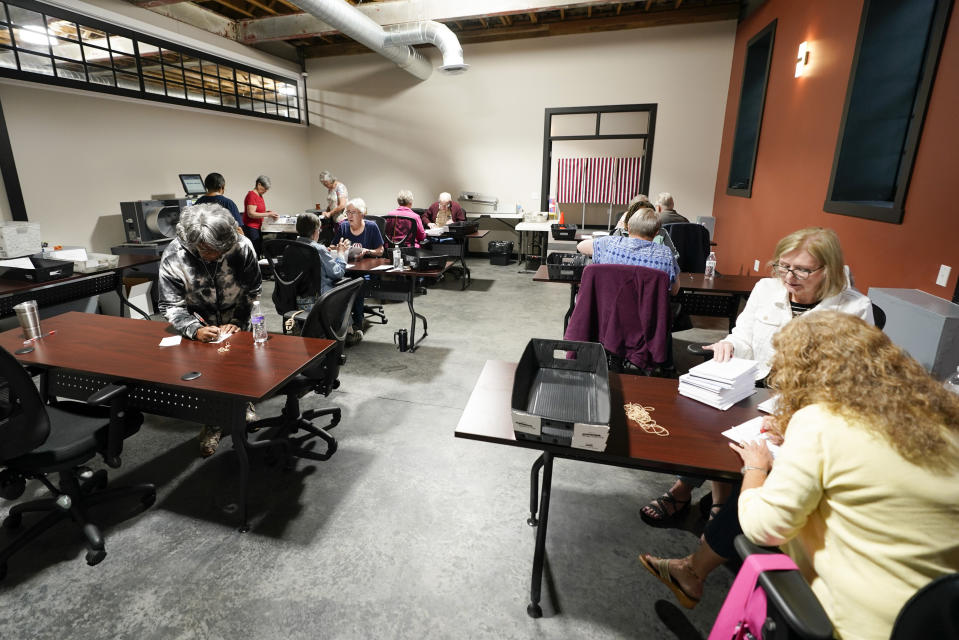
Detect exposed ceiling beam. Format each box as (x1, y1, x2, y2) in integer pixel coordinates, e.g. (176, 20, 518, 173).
(205, 0, 255, 18)
(134, 1, 237, 39)
(302, 3, 737, 57)
(237, 0, 653, 44)
(130, 0, 190, 6)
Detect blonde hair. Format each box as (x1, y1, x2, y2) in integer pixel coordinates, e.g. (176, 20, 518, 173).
(622, 198, 653, 229)
(769, 227, 846, 300)
(767, 311, 959, 470)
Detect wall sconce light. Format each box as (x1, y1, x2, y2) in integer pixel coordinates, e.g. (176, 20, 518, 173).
(795, 41, 810, 77)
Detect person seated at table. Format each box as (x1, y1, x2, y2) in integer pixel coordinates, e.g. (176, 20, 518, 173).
(638, 227, 873, 528)
(655, 192, 689, 225)
(422, 192, 466, 229)
(194, 172, 243, 234)
(614, 194, 652, 231)
(242, 174, 279, 256)
(577, 208, 680, 295)
(333, 198, 385, 259)
(292, 212, 349, 311)
(387, 189, 427, 248)
(641, 311, 959, 633)
(158, 202, 262, 457)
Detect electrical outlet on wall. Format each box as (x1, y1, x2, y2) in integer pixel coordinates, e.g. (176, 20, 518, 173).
(936, 265, 951, 287)
(754, 259, 760, 272)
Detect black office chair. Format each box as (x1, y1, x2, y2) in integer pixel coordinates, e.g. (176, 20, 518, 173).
(663, 223, 711, 273)
(871, 302, 886, 330)
(263, 238, 333, 335)
(0, 346, 155, 580)
(247, 277, 363, 465)
(730, 536, 959, 639)
(351, 217, 388, 327)
(383, 214, 416, 250)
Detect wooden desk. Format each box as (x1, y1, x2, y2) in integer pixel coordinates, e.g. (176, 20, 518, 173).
(456, 360, 767, 617)
(533, 265, 761, 332)
(347, 257, 455, 352)
(0, 254, 159, 319)
(0, 312, 335, 532)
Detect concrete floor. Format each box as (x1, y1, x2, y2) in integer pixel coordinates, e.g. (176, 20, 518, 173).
(0, 258, 735, 640)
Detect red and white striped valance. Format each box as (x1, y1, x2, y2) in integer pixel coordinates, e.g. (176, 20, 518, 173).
(556, 156, 643, 205)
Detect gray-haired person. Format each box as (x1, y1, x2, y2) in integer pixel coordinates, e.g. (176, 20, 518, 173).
(242, 175, 278, 256)
(318, 170, 349, 245)
(158, 202, 263, 457)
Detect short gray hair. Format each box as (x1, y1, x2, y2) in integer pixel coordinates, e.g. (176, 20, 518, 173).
(656, 192, 674, 209)
(296, 212, 320, 237)
(438, 192, 452, 203)
(628, 208, 661, 238)
(346, 197, 367, 215)
(255, 175, 271, 190)
(318, 170, 335, 183)
(397, 189, 414, 206)
(176, 203, 239, 254)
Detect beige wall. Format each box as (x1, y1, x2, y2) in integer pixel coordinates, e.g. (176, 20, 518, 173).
(304, 20, 736, 221)
(0, 81, 311, 251)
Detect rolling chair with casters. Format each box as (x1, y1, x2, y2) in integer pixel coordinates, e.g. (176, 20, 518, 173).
(0, 346, 155, 580)
(246, 277, 362, 466)
(356, 216, 388, 326)
(382, 214, 417, 250)
(262, 238, 316, 335)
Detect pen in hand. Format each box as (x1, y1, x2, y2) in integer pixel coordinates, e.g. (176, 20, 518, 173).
(193, 312, 220, 341)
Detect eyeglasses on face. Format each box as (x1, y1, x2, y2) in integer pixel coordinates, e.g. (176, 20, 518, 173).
(773, 262, 823, 280)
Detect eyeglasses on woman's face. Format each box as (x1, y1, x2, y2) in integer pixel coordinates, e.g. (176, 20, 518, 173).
(773, 262, 823, 280)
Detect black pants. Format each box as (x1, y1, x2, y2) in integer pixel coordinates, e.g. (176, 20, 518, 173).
(703, 482, 742, 559)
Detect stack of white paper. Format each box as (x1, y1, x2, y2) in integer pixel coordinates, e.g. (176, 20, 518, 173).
(678, 357, 758, 410)
(721, 416, 780, 458)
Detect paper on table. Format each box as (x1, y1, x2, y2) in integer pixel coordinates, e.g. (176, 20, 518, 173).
(159, 336, 181, 347)
(722, 416, 780, 458)
(211, 332, 231, 344)
(0, 257, 35, 269)
(371, 264, 393, 271)
(50, 248, 88, 262)
(688, 357, 759, 383)
(758, 395, 779, 414)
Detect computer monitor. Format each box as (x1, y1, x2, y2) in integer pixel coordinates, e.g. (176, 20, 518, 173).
(179, 173, 206, 196)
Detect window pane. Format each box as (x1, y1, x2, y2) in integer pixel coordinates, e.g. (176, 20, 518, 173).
(250, 73, 262, 87)
(54, 58, 84, 80)
(17, 51, 53, 75)
(112, 51, 136, 71)
(0, 47, 17, 69)
(183, 68, 201, 87)
(204, 91, 220, 105)
(109, 34, 134, 55)
(262, 77, 274, 91)
(218, 65, 233, 80)
(219, 78, 234, 95)
(163, 65, 183, 84)
(264, 102, 277, 115)
(160, 48, 180, 65)
(87, 64, 115, 86)
(47, 19, 78, 41)
(264, 90, 276, 103)
(8, 6, 44, 28)
(13, 27, 52, 54)
(144, 76, 164, 95)
(238, 97, 251, 110)
(221, 92, 236, 108)
(235, 69, 249, 83)
(165, 81, 184, 99)
(80, 25, 107, 44)
(116, 70, 139, 91)
(288, 108, 298, 121)
(187, 84, 203, 102)
(50, 37, 81, 60)
(201, 59, 216, 75)
(550, 113, 595, 136)
(83, 44, 111, 65)
(252, 100, 264, 113)
(237, 83, 250, 98)
(141, 63, 162, 82)
(138, 41, 159, 58)
(599, 111, 649, 135)
(0, 26, 10, 47)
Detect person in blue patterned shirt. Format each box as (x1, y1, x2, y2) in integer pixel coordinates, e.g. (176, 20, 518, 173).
(577, 208, 680, 294)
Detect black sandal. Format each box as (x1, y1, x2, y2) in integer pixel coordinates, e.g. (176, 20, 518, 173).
(707, 503, 724, 522)
(640, 489, 691, 526)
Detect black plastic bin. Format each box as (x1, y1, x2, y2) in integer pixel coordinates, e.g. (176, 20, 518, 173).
(488, 240, 514, 266)
(551, 223, 578, 240)
(545, 252, 588, 281)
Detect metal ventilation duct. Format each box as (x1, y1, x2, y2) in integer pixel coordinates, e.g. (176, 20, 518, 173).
(288, 0, 467, 80)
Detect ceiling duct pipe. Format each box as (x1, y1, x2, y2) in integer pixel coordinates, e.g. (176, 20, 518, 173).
(287, 0, 468, 80)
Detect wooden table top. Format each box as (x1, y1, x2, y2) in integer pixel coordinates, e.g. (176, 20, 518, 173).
(0, 312, 335, 402)
(455, 360, 768, 480)
(0, 254, 160, 296)
(347, 257, 455, 277)
(532, 264, 761, 294)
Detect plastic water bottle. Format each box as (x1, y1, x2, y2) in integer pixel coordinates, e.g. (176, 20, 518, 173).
(251, 300, 267, 343)
(548, 196, 557, 214)
(945, 366, 959, 396)
(393, 247, 402, 269)
(705, 251, 717, 279)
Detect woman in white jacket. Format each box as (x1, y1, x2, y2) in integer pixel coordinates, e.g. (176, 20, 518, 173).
(640, 227, 873, 530)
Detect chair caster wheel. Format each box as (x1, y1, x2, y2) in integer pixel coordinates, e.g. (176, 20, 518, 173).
(527, 517, 538, 527)
(85, 548, 106, 566)
(141, 491, 157, 508)
(3, 513, 22, 530)
(527, 603, 542, 618)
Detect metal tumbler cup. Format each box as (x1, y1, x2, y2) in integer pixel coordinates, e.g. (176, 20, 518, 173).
(393, 328, 409, 352)
(13, 300, 41, 340)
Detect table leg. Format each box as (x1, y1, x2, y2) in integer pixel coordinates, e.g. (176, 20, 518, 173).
(528, 451, 554, 618)
(406, 278, 428, 353)
(527, 453, 546, 526)
(562, 284, 579, 334)
(114, 268, 151, 319)
(228, 401, 252, 532)
(458, 240, 471, 290)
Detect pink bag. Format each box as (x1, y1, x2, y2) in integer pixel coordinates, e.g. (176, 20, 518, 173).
(708, 553, 800, 640)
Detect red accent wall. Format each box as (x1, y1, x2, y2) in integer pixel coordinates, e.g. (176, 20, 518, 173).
(712, 0, 959, 297)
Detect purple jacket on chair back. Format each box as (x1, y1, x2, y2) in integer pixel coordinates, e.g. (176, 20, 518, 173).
(563, 264, 670, 369)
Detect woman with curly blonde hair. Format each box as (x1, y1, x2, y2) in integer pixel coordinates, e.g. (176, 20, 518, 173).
(732, 311, 959, 639)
